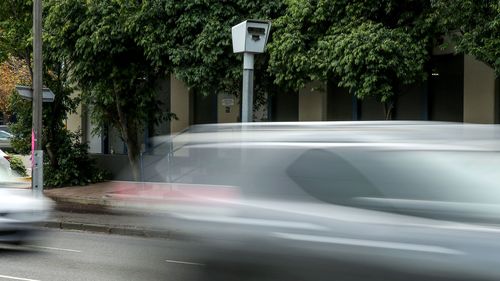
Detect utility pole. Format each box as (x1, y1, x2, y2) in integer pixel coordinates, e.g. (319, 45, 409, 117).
(32, 0, 43, 196)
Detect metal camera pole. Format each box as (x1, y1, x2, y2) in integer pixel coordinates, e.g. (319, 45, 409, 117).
(32, 0, 44, 196)
(231, 20, 271, 123)
(241, 53, 254, 122)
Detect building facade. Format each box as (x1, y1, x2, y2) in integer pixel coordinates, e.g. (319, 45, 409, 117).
(65, 54, 499, 180)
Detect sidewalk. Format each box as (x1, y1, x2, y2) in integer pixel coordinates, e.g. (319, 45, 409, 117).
(41, 181, 184, 239)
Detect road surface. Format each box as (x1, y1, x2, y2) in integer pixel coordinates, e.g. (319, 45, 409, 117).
(0, 229, 204, 281)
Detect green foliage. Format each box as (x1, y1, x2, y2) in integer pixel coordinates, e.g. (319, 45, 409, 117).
(45, 0, 179, 178)
(9, 155, 27, 177)
(268, 0, 440, 104)
(4, 0, 108, 187)
(8, 93, 31, 155)
(0, 0, 32, 63)
(8, 93, 109, 187)
(45, 0, 163, 130)
(132, 0, 286, 98)
(44, 0, 281, 178)
(44, 131, 108, 187)
(434, 0, 500, 75)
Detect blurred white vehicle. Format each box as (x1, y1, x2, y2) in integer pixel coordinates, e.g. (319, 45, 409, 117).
(134, 122, 500, 281)
(0, 159, 52, 245)
(0, 149, 12, 174)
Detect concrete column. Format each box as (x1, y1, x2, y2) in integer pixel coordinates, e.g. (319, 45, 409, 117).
(463, 55, 497, 124)
(299, 81, 327, 121)
(170, 74, 190, 133)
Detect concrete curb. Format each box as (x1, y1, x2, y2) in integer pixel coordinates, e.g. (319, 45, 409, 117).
(45, 194, 119, 214)
(35, 220, 183, 240)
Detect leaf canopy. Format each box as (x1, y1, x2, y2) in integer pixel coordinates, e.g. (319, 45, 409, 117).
(268, 0, 441, 101)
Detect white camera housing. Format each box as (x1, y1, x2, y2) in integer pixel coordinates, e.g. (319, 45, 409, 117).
(231, 20, 271, 54)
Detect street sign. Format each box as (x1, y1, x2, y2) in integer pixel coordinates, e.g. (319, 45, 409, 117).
(15, 85, 55, 102)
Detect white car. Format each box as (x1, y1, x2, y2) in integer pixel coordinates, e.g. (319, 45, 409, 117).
(152, 122, 500, 281)
(0, 188, 53, 245)
(0, 160, 53, 245)
(0, 149, 12, 175)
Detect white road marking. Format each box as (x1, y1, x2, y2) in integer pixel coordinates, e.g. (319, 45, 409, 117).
(0, 274, 40, 281)
(273, 232, 464, 255)
(27, 245, 82, 253)
(165, 259, 204, 266)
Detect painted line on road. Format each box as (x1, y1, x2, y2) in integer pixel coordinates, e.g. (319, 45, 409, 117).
(0, 274, 40, 281)
(165, 259, 204, 266)
(27, 245, 82, 253)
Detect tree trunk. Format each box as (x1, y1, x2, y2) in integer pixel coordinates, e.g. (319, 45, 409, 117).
(45, 141, 57, 168)
(125, 125, 141, 181)
(114, 89, 141, 181)
(383, 100, 395, 120)
(25, 48, 33, 82)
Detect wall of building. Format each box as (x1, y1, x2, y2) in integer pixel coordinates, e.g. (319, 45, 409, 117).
(87, 110, 102, 154)
(327, 80, 352, 121)
(463, 55, 497, 124)
(170, 74, 191, 133)
(270, 91, 299, 121)
(217, 94, 239, 123)
(65, 90, 82, 133)
(298, 81, 327, 121)
(192, 92, 218, 124)
(154, 78, 171, 136)
(429, 54, 464, 122)
(396, 84, 425, 120)
(360, 97, 386, 120)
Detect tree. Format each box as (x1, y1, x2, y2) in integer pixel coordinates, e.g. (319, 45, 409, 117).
(124, 0, 286, 115)
(1, 0, 106, 187)
(434, 1, 500, 75)
(0, 0, 32, 127)
(0, 0, 33, 76)
(44, 0, 283, 179)
(0, 56, 31, 121)
(45, 0, 174, 180)
(117, 0, 285, 116)
(268, 0, 442, 119)
(144, 1, 285, 99)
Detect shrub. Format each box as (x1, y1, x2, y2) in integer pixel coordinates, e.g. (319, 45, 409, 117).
(43, 131, 109, 188)
(9, 155, 27, 177)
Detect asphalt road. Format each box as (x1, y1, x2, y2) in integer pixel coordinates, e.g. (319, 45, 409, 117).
(0, 229, 204, 281)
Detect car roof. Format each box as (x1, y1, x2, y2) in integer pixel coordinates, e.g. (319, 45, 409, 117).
(161, 121, 500, 150)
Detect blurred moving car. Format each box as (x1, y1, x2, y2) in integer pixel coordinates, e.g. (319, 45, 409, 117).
(0, 162, 52, 245)
(0, 149, 12, 174)
(132, 122, 500, 281)
(0, 130, 12, 150)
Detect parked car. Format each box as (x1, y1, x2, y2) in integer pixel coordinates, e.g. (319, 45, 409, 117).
(0, 125, 10, 133)
(0, 162, 53, 245)
(142, 122, 500, 281)
(0, 130, 13, 150)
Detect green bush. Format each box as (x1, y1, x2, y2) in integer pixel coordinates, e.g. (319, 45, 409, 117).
(9, 155, 27, 177)
(43, 131, 109, 188)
